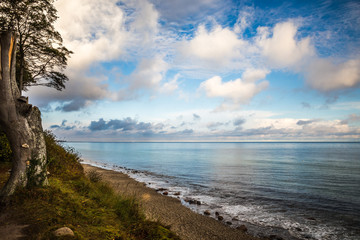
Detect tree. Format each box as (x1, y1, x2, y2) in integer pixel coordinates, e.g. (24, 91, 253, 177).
(0, 0, 71, 196)
(0, 31, 48, 196)
(0, 0, 72, 92)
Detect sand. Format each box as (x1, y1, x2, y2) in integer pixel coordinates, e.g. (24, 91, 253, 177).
(82, 164, 262, 240)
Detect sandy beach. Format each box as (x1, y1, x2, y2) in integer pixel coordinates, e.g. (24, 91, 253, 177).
(82, 164, 262, 240)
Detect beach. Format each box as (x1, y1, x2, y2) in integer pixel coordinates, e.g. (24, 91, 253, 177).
(82, 164, 261, 240)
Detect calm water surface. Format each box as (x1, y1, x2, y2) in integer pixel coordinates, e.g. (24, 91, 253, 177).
(65, 142, 360, 240)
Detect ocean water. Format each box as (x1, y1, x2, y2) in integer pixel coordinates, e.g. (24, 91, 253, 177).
(64, 142, 360, 240)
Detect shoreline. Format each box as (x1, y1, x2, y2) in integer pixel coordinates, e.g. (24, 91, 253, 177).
(82, 163, 262, 240)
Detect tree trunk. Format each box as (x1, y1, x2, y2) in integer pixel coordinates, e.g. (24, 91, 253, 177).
(0, 31, 47, 197)
(18, 48, 24, 94)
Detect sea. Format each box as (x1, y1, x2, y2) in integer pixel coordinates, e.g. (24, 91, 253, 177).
(64, 142, 360, 240)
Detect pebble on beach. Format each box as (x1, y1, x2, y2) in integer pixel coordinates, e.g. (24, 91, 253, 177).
(204, 210, 211, 215)
(217, 216, 224, 221)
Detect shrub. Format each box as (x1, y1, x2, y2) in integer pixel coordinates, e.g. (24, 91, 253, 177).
(87, 169, 102, 183)
(44, 130, 84, 180)
(26, 155, 48, 188)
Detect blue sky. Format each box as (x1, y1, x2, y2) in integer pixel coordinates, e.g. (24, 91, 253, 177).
(28, 0, 360, 141)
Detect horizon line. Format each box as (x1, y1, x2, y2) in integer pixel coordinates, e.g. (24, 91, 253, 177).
(61, 140, 360, 143)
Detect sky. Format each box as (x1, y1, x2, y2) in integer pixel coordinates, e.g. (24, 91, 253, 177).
(28, 0, 360, 142)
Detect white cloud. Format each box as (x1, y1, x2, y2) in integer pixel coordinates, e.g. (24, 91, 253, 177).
(29, 69, 110, 111)
(49, 113, 360, 141)
(234, 7, 254, 34)
(127, 0, 159, 44)
(55, 0, 129, 70)
(199, 69, 269, 109)
(29, 0, 167, 109)
(257, 21, 314, 68)
(117, 56, 168, 99)
(180, 24, 247, 67)
(305, 58, 360, 92)
(160, 74, 180, 94)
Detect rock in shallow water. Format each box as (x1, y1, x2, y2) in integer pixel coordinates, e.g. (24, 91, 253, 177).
(184, 198, 200, 205)
(204, 210, 211, 215)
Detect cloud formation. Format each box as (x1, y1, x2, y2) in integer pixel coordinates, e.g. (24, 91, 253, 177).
(340, 113, 360, 125)
(54, 0, 129, 70)
(193, 114, 201, 120)
(29, 0, 166, 111)
(128, 56, 168, 91)
(305, 59, 360, 92)
(257, 21, 314, 68)
(233, 118, 246, 126)
(159, 74, 180, 94)
(50, 120, 75, 130)
(25, 0, 360, 142)
(199, 69, 269, 109)
(89, 118, 153, 132)
(48, 115, 360, 142)
(180, 25, 246, 67)
(29, 70, 109, 111)
(128, 0, 159, 44)
(296, 119, 319, 126)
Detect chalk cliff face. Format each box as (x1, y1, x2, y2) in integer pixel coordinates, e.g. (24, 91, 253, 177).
(0, 31, 47, 196)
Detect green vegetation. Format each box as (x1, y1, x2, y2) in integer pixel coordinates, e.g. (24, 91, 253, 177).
(0, 133, 12, 187)
(0, 132, 12, 163)
(0, 131, 179, 240)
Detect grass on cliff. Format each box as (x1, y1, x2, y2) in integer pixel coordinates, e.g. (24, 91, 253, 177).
(0, 131, 179, 240)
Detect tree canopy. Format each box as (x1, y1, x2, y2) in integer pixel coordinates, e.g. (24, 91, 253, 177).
(0, 0, 72, 92)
